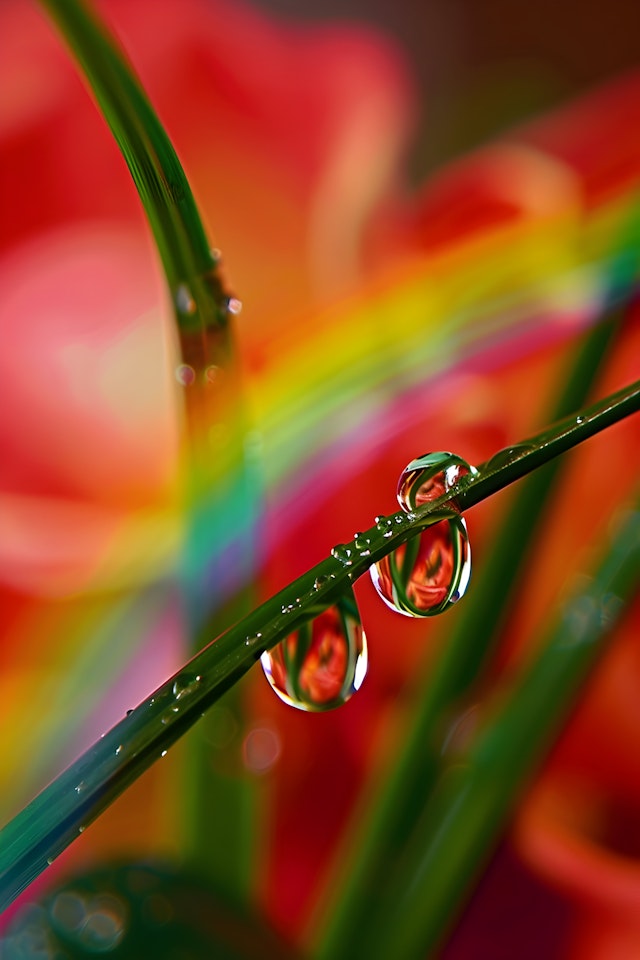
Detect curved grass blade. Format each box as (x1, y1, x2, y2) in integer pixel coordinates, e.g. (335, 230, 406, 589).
(313, 312, 626, 958)
(39, 0, 233, 339)
(0, 379, 638, 911)
(365, 500, 640, 960)
(38, 0, 258, 900)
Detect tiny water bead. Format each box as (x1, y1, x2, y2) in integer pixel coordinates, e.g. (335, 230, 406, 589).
(260, 587, 367, 712)
(175, 363, 196, 386)
(371, 452, 475, 618)
(226, 296, 243, 316)
(485, 442, 535, 471)
(174, 283, 196, 316)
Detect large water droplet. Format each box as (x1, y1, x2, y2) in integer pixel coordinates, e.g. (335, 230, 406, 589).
(371, 516, 471, 617)
(371, 452, 475, 617)
(261, 588, 367, 711)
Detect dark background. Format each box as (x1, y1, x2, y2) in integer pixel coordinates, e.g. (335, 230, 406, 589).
(257, 0, 640, 178)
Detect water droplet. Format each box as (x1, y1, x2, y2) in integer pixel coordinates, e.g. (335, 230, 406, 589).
(281, 601, 299, 615)
(397, 451, 477, 512)
(331, 543, 354, 566)
(161, 750, 168, 758)
(245, 632, 262, 647)
(115, 745, 122, 755)
(78, 825, 85, 833)
(47, 857, 54, 866)
(172, 675, 201, 701)
(375, 515, 394, 537)
(175, 363, 196, 386)
(210, 247, 222, 263)
(126, 709, 133, 716)
(74, 781, 85, 794)
(261, 587, 367, 711)
(226, 296, 243, 316)
(175, 283, 196, 316)
(576, 415, 585, 425)
(486, 443, 534, 471)
(354, 533, 372, 557)
(371, 452, 475, 617)
(313, 575, 330, 590)
(371, 516, 471, 617)
(205, 364, 220, 383)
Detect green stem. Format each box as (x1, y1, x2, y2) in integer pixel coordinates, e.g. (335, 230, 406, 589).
(0, 378, 638, 910)
(367, 502, 640, 960)
(314, 314, 624, 958)
(39, 0, 256, 900)
(39, 0, 233, 341)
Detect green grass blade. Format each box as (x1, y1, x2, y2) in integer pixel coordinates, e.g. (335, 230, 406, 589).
(366, 502, 640, 960)
(39, 0, 232, 338)
(0, 379, 638, 911)
(313, 313, 625, 957)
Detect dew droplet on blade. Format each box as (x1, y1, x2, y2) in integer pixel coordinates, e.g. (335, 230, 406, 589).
(371, 452, 475, 617)
(261, 588, 367, 711)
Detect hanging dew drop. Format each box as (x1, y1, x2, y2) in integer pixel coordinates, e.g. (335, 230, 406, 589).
(371, 452, 475, 617)
(175, 283, 196, 316)
(261, 586, 367, 712)
(371, 517, 471, 617)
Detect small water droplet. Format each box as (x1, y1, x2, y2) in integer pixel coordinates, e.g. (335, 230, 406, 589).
(375, 515, 395, 538)
(245, 632, 262, 647)
(331, 543, 354, 566)
(313, 575, 330, 590)
(74, 781, 85, 794)
(175, 283, 196, 316)
(175, 363, 196, 386)
(354, 533, 372, 557)
(115, 745, 122, 755)
(161, 750, 168, 758)
(281, 601, 299, 615)
(210, 247, 222, 263)
(78, 825, 85, 833)
(205, 364, 220, 383)
(47, 857, 54, 866)
(226, 296, 243, 316)
(576, 415, 585, 425)
(261, 587, 367, 712)
(397, 451, 477, 512)
(172, 675, 201, 701)
(486, 443, 534, 471)
(126, 709, 133, 716)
